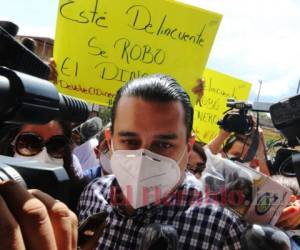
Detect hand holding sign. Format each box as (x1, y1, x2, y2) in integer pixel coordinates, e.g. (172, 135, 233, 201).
(192, 78, 205, 105)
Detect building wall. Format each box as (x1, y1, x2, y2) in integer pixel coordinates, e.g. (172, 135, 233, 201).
(17, 35, 53, 62)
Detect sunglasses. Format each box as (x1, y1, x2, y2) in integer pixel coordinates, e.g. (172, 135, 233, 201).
(12, 132, 70, 159)
(187, 163, 206, 175)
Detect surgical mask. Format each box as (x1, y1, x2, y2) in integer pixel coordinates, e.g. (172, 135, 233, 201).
(14, 148, 64, 166)
(100, 152, 112, 174)
(111, 147, 185, 209)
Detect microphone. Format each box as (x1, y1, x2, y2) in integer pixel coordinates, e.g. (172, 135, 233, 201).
(241, 224, 291, 250)
(138, 223, 178, 250)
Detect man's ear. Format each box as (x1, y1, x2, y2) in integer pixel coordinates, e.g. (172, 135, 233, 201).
(187, 134, 196, 153)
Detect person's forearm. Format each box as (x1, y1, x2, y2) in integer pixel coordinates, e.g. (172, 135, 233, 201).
(257, 132, 270, 175)
(208, 129, 231, 155)
(258, 160, 270, 176)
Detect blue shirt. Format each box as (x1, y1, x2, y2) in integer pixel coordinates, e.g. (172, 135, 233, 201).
(83, 165, 102, 180)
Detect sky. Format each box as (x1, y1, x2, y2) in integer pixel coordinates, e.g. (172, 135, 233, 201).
(1, 0, 300, 103)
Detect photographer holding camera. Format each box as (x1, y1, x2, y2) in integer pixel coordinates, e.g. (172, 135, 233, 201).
(0, 68, 88, 249)
(0, 19, 90, 247)
(192, 79, 300, 232)
(208, 125, 270, 176)
(191, 79, 270, 175)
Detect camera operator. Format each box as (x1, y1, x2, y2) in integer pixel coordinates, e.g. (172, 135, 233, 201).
(207, 115, 270, 176)
(0, 120, 84, 181)
(0, 20, 90, 248)
(0, 120, 89, 212)
(191, 79, 270, 175)
(192, 79, 300, 234)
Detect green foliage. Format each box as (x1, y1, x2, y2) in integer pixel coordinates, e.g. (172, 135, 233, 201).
(98, 105, 112, 126)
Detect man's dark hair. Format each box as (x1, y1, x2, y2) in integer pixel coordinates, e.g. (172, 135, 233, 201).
(111, 74, 194, 140)
(193, 141, 207, 164)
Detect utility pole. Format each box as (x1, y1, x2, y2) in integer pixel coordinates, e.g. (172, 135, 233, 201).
(256, 80, 263, 101)
(297, 79, 300, 94)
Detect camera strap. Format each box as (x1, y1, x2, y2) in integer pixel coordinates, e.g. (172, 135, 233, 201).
(239, 128, 259, 163)
(236, 115, 260, 163)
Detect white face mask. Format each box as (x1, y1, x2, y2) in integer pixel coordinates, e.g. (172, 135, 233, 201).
(100, 152, 112, 174)
(14, 148, 64, 166)
(111, 147, 185, 209)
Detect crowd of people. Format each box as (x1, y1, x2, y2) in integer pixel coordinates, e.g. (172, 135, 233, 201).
(1, 21, 300, 250)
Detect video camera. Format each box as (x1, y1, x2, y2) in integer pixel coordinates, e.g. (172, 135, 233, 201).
(268, 94, 300, 179)
(217, 95, 300, 180)
(0, 19, 89, 210)
(217, 98, 254, 135)
(269, 94, 300, 147)
(0, 67, 89, 208)
(0, 21, 50, 79)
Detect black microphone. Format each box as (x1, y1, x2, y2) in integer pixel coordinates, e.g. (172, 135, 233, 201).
(138, 223, 178, 250)
(241, 224, 291, 250)
(0, 66, 89, 124)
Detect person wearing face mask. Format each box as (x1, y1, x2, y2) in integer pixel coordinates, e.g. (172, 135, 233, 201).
(0, 120, 84, 178)
(0, 120, 87, 211)
(97, 131, 112, 176)
(206, 125, 270, 176)
(83, 124, 113, 180)
(72, 116, 102, 171)
(78, 74, 246, 249)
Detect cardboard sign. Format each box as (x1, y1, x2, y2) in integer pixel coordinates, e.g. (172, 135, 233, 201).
(203, 148, 291, 225)
(193, 68, 252, 143)
(225, 163, 291, 225)
(242, 174, 291, 225)
(54, 0, 222, 106)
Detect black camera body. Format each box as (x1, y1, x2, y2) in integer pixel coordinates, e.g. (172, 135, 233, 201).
(0, 155, 71, 204)
(270, 94, 300, 147)
(217, 96, 300, 178)
(0, 26, 50, 80)
(0, 67, 89, 209)
(267, 94, 300, 179)
(217, 99, 254, 134)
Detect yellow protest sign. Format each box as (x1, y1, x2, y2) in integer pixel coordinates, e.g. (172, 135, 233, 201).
(54, 0, 222, 106)
(193, 68, 252, 143)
